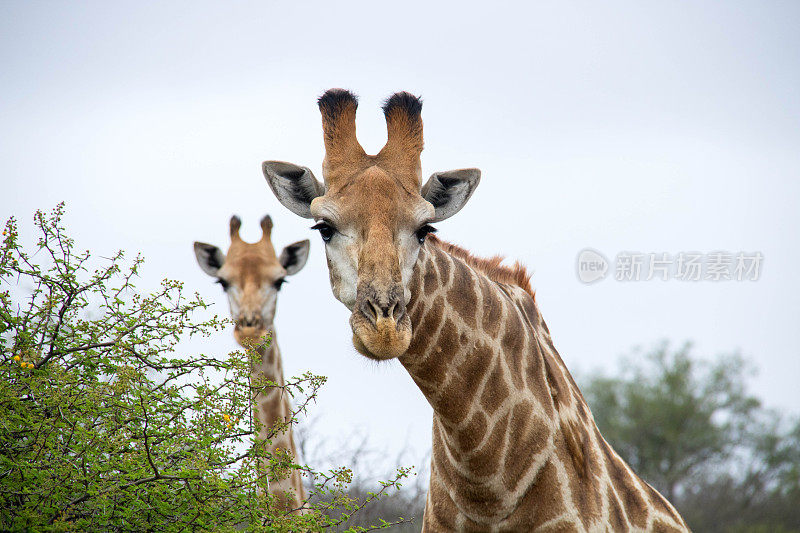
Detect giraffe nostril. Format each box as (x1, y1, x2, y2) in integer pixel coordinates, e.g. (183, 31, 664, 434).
(361, 299, 379, 326)
(391, 302, 404, 322)
(360, 295, 406, 326)
(238, 315, 263, 329)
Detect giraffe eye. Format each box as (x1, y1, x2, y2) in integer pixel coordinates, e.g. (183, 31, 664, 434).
(274, 278, 287, 290)
(311, 222, 335, 243)
(215, 278, 229, 291)
(415, 224, 437, 244)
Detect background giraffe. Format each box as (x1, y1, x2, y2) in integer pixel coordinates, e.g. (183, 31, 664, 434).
(194, 214, 309, 514)
(262, 89, 690, 531)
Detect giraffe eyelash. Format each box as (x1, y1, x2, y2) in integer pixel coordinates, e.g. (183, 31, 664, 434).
(311, 221, 336, 243)
(415, 224, 437, 244)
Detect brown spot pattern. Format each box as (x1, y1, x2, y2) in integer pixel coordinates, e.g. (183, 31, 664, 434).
(503, 402, 551, 491)
(406, 294, 445, 357)
(456, 411, 488, 453)
(621, 477, 649, 527)
(562, 419, 587, 478)
(468, 410, 510, 479)
(653, 519, 684, 533)
(607, 485, 628, 531)
(480, 359, 510, 416)
(438, 339, 492, 425)
(423, 261, 439, 296)
(505, 459, 573, 530)
(436, 249, 452, 285)
(480, 278, 504, 339)
(447, 258, 478, 328)
(501, 309, 526, 389)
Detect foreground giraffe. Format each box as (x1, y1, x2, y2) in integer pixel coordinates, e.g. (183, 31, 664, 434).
(194, 215, 309, 513)
(262, 90, 689, 531)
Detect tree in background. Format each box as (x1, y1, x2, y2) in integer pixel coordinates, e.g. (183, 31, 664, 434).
(0, 204, 413, 532)
(581, 342, 800, 532)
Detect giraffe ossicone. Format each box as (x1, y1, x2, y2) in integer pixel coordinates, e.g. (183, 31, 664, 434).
(194, 214, 309, 514)
(263, 90, 689, 531)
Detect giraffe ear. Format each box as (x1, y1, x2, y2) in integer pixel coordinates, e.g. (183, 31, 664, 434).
(194, 242, 226, 277)
(280, 239, 311, 276)
(421, 168, 481, 222)
(263, 161, 325, 219)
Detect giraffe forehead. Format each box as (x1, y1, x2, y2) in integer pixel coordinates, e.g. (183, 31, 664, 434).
(313, 168, 433, 231)
(226, 241, 277, 263)
(222, 245, 283, 283)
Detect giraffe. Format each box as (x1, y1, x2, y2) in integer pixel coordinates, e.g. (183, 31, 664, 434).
(194, 214, 309, 514)
(262, 89, 689, 531)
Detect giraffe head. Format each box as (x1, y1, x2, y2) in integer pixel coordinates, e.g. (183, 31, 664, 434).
(263, 90, 480, 360)
(194, 215, 310, 345)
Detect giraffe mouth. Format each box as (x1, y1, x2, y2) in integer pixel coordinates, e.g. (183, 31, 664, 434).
(349, 311, 412, 360)
(234, 317, 268, 343)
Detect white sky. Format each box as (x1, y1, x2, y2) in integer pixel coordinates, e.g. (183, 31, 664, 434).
(2, 1, 799, 475)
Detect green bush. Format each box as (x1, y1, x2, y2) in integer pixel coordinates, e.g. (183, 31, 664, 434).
(0, 205, 414, 532)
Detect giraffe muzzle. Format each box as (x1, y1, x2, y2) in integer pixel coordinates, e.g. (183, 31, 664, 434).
(233, 314, 268, 343)
(350, 285, 412, 360)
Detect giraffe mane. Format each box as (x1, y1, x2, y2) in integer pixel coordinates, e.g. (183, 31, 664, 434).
(428, 234, 535, 298)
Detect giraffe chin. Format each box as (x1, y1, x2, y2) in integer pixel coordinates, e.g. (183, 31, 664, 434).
(350, 314, 412, 360)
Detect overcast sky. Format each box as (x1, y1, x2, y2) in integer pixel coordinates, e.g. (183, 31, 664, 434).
(2, 1, 799, 476)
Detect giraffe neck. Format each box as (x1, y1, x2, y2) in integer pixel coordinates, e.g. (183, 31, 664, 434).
(399, 242, 687, 531)
(242, 330, 307, 513)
